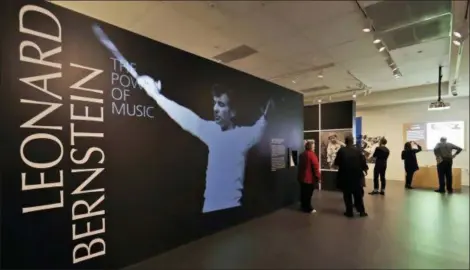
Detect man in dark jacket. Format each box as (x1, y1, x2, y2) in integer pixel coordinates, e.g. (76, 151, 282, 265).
(334, 135, 368, 218)
(297, 141, 321, 213)
(369, 137, 390, 195)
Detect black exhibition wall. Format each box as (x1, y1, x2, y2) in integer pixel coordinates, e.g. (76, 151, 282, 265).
(0, 1, 304, 269)
(303, 101, 355, 191)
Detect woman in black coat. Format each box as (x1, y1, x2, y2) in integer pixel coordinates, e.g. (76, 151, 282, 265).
(401, 141, 422, 189)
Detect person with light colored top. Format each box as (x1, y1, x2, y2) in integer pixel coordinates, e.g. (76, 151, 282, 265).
(433, 137, 462, 194)
(136, 75, 271, 213)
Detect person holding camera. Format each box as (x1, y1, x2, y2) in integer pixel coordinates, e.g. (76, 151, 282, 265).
(401, 141, 422, 189)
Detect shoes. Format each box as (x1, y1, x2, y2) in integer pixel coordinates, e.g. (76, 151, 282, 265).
(447, 190, 454, 194)
(369, 190, 379, 195)
(359, 212, 368, 217)
(379, 191, 385, 195)
(344, 212, 354, 218)
(434, 189, 445, 193)
(405, 185, 413, 189)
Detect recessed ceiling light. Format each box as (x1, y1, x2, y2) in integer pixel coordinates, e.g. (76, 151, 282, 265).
(362, 28, 371, 33)
(379, 46, 386, 52)
(292, 80, 296, 84)
(453, 31, 462, 38)
(352, 93, 357, 98)
(373, 39, 381, 44)
(453, 40, 461, 46)
(318, 74, 323, 78)
(318, 99, 322, 103)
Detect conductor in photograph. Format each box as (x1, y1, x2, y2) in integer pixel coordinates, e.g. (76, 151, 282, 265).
(137, 76, 271, 213)
(433, 137, 462, 193)
(92, 24, 272, 213)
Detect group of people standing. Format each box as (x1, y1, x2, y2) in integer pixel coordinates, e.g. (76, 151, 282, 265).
(298, 135, 368, 218)
(297, 135, 463, 218)
(382, 136, 461, 194)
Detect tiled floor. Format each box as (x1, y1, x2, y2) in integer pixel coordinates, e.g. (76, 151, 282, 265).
(124, 181, 469, 269)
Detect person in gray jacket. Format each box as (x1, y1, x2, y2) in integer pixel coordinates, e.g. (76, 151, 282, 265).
(433, 137, 462, 193)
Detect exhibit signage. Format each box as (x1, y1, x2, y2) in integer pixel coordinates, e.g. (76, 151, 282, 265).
(0, 1, 303, 269)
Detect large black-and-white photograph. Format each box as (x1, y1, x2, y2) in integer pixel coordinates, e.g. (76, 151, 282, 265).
(320, 130, 352, 170)
(359, 135, 384, 163)
(97, 22, 274, 213)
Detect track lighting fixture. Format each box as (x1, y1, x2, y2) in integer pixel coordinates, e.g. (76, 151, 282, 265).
(452, 23, 469, 46)
(379, 46, 385, 52)
(373, 39, 381, 44)
(362, 20, 371, 33)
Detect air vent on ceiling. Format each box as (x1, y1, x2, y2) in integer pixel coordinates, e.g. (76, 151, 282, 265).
(270, 63, 335, 80)
(365, 0, 452, 50)
(213, 45, 258, 64)
(300, 85, 330, 94)
(380, 15, 451, 50)
(365, 0, 451, 32)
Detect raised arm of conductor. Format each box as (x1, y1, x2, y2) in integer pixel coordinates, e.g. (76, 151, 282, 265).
(137, 75, 213, 144)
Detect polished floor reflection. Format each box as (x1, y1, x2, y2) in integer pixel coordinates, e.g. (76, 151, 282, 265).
(125, 181, 469, 269)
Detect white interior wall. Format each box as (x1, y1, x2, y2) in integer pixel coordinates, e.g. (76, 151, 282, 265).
(357, 97, 469, 186)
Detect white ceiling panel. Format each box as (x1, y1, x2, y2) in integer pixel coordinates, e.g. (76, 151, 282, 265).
(215, 8, 297, 48)
(213, 1, 267, 18)
(249, 59, 294, 79)
(302, 11, 367, 48)
(229, 54, 271, 72)
(341, 55, 389, 76)
(358, 1, 382, 8)
(287, 51, 335, 70)
(399, 56, 450, 77)
(328, 35, 381, 63)
(53, 1, 159, 31)
(164, 1, 234, 29)
(255, 34, 322, 62)
(263, 1, 357, 28)
(391, 38, 450, 66)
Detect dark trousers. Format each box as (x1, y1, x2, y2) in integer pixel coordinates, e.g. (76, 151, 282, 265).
(343, 188, 365, 214)
(405, 170, 415, 187)
(373, 166, 386, 190)
(300, 182, 315, 212)
(437, 159, 453, 191)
